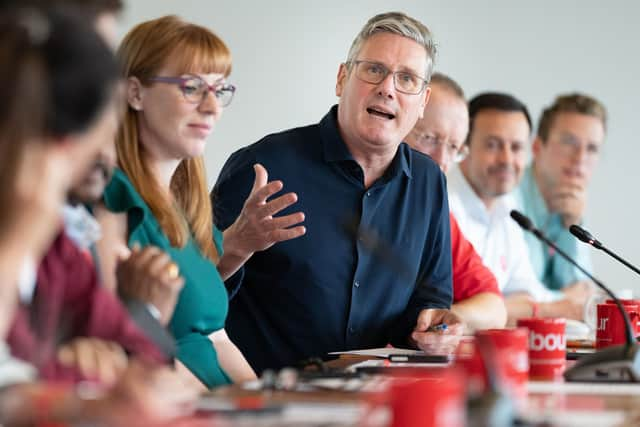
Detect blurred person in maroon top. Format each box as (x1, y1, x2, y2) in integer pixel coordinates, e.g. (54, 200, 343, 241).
(405, 73, 506, 332)
(0, 7, 198, 426)
(4, 4, 168, 384)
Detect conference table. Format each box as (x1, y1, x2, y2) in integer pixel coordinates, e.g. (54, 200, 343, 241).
(197, 352, 640, 427)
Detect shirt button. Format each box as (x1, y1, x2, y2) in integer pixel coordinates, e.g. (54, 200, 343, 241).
(349, 327, 355, 333)
(366, 191, 371, 197)
(354, 281, 360, 288)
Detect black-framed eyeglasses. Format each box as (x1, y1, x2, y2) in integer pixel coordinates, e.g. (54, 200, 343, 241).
(348, 60, 428, 95)
(148, 75, 236, 107)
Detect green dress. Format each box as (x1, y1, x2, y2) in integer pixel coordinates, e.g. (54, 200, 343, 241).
(103, 168, 231, 388)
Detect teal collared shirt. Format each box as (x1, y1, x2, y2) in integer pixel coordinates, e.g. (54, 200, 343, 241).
(514, 165, 592, 290)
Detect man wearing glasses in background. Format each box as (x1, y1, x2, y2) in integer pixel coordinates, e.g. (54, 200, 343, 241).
(404, 73, 507, 332)
(213, 12, 462, 373)
(515, 94, 606, 298)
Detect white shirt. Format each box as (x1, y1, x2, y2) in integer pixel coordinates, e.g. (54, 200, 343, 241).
(447, 166, 558, 302)
(62, 203, 102, 250)
(17, 256, 36, 304)
(0, 341, 35, 387)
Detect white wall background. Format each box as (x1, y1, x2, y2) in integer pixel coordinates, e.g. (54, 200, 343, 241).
(119, 0, 640, 294)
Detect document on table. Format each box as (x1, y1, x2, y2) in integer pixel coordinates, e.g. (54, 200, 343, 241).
(528, 381, 640, 395)
(519, 409, 625, 427)
(197, 397, 370, 426)
(344, 359, 450, 373)
(328, 347, 426, 358)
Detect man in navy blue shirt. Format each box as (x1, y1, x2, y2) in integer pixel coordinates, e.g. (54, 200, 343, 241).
(212, 11, 462, 373)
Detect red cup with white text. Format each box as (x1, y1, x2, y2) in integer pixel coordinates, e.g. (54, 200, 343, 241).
(597, 301, 640, 348)
(517, 318, 566, 380)
(607, 299, 640, 336)
(388, 367, 465, 427)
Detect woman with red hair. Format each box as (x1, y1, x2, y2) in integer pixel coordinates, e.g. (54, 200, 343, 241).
(96, 15, 300, 389)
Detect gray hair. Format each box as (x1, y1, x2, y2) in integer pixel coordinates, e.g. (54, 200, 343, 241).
(346, 11, 436, 80)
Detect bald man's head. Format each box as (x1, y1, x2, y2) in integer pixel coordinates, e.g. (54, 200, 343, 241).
(405, 73, 469, 173)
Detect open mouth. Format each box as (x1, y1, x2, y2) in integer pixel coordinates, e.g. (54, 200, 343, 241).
(367, 107, 395, 120)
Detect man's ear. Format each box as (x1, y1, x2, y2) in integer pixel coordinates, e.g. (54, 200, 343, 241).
(418, 86, 431, 119)
(335, 63, 348, 97)
(126, 76, 144, 111)
(532, 136, 543, 158)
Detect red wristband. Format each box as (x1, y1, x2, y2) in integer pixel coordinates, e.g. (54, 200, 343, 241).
(531, 300, 540, 318)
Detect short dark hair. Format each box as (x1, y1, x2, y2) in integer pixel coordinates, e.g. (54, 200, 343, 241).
(0, 0, 123, 20)
(537, 93, 607, 142)
(430, 72, 465, 99)
(0, 7, 119, 139)
(0, 8, 49, 205)
(466, 92, 532, 144)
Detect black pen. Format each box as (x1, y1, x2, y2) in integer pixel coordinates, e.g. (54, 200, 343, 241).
(388, 354, 449, 363)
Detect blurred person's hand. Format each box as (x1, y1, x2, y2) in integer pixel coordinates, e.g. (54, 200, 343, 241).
(116, 245, 185, 325)
(0, 361, 200, 427)
(105, 360, 199, 424)
(410, 308, 464, 355)
(504, 293, 537, 326)
(57, 338, 128, 386)
(540, 298, 585, 321)
(548, 182, 586, 228)
(562, 280, 594, 306)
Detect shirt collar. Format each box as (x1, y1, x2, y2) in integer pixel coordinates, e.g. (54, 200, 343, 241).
(448, 164, 514, 223)
(62, 203, 102, 250)
(319, 105, 411, 180)
(17, 256, 36, 304)
(522, 163, 554, 224)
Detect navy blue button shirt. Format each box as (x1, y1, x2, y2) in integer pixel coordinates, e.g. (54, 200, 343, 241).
(213, 106, 452, 373)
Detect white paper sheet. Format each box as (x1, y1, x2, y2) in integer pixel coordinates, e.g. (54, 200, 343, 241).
(528, 380, 640, 395)
(520, 409, 626, 427)
(328, 347, 425, 357)
(344, 359, 450, 373)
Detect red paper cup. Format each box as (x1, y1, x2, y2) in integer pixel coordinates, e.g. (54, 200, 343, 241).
(604, 299, 640, 336)
(454, 338, 485, 397)
(477, 329, 529, 399)
(597, 301, 639, 348)
(455, 330, 528, 402)
(517, 318, 566, 380)
(388, 368, 465, 427)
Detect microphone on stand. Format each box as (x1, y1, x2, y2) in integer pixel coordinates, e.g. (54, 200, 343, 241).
(569, 224, 640, 276)
(510, 210, 640, 382)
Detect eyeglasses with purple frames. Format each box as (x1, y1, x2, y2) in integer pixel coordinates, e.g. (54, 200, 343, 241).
(148, 75, 236, 107)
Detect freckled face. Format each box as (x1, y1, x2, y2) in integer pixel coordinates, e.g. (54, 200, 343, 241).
(132, 65, 227, 161)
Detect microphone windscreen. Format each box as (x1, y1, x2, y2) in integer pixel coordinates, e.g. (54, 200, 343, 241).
(510, 210, 534, 231)
(569, 224, 592, 243)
